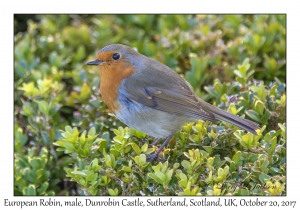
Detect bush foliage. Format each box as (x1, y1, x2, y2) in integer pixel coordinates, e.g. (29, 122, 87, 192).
(14, 14, 286, 196)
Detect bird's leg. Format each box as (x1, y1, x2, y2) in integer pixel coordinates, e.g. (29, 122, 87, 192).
(146, 135, 173, 162)
(148, 138, 161, 148)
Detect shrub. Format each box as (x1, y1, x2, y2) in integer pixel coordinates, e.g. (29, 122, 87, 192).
(14, 14, 286, 195)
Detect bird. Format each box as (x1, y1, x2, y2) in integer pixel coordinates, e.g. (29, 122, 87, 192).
(86, 44, 260, 162)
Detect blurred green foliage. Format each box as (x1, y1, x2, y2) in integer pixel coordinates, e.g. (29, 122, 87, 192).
(14, 14, 286, 196)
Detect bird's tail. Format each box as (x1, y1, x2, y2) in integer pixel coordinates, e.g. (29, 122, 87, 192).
(203, 102, 260, 135)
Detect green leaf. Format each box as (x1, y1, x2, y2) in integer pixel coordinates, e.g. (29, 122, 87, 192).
(37, 182, 49, 195)
(18, 82, 39, 97)
(229, 161, 236, 172)
(261, 161, 269, 173)
(181, 160, 191, 170)
(227, 103, 237, 115)
(34, 100, 49, 115)
(246, 110, 262, 123)
(141, 144, 148, 152)
(278, 123, 286, 138)
(242, 58, 250, 66)
(232, 151, 242, 166)
(98, 139, 107, 154)
(204, 86, 220, 98)
(261, 109, 271, 123)
(131, 143, 141, 155)
(255, 100, 265, 116)
(139, 154, 146, 165)
(179, 173, 187, 181)
(259, 173, 270, 184)
(91, 158, 98, 167)
(155, 172, 167, 182)
(271, 137, 277, 154)
(251, 83, 267, 101)
(29, 158, 41, 170)
(61, 142, 76, 152)
(65, 126, 73, 133)
(23, 185, 36, 196)
(233, 70, 243, 78)
(88, 127, 96, 137)
(203, 146, 213, 154)
(21, 104, 33, 117)
(241, 189, 250, 196)
(71, 171, 87, 176)
(123, 166, 132, 173)
(108, 188, 118, 196)
(270, 84, 278, 96)
(148, 173, 160, 183)
(41, 131, 50, 144)
(166, 169, 173, 180)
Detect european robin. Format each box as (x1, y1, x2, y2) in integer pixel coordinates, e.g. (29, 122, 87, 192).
(87, 44, 260, 162)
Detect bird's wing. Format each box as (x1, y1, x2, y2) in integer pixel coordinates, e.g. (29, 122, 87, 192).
(124, 84, 217, 122)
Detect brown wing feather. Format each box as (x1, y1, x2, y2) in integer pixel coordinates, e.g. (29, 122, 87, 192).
(126, 85, 217, 122)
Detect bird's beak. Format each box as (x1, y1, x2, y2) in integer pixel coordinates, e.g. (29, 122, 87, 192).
(86, 59, 102, 65)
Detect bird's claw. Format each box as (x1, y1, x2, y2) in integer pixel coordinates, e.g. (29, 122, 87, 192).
(146, 154, 158, 162)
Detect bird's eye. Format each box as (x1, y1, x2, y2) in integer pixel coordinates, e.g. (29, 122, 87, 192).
(112, 53, 120, 60)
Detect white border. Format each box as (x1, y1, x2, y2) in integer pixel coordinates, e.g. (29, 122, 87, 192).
(2, 0, 299, 209)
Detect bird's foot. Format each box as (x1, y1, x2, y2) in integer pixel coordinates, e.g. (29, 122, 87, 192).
(146, 153, 166, 162)
(146, 153, 158, 162)
(148, 138, 161, 148)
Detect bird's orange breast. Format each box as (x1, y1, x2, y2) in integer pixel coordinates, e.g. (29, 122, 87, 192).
(99, 60, 136, 113)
